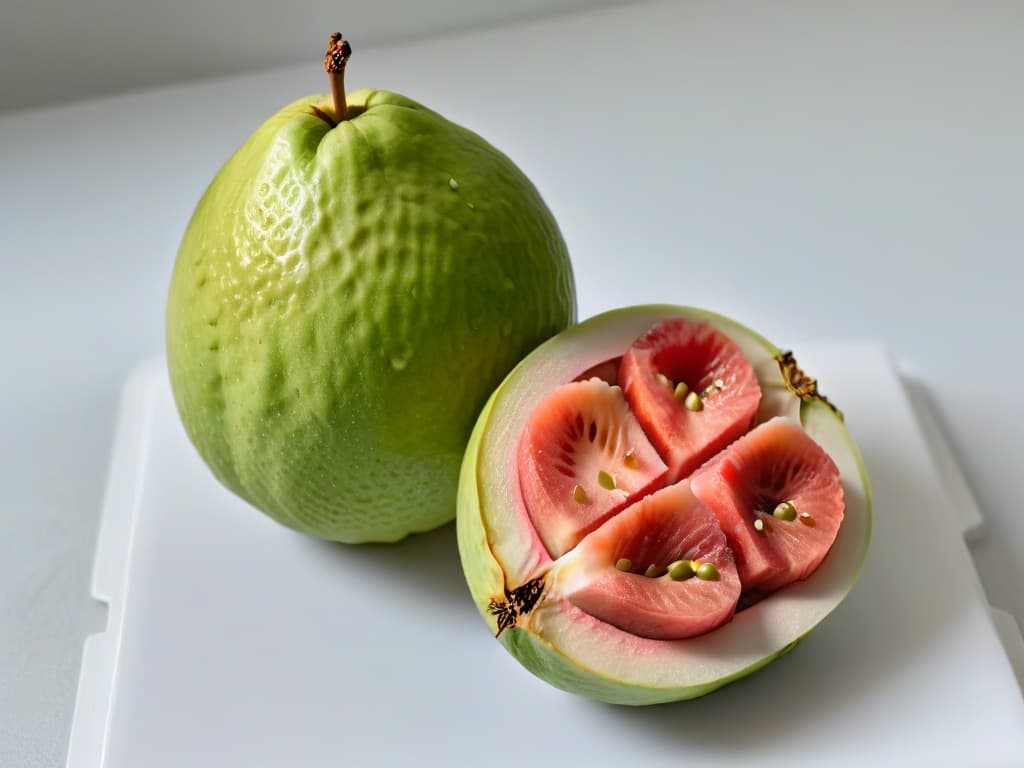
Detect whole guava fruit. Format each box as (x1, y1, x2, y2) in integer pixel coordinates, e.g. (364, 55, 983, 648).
(166, 87, 576, 543)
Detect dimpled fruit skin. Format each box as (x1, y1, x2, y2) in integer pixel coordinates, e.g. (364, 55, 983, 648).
(166, 88, 575, 543)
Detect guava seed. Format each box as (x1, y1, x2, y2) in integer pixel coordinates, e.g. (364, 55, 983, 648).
(667, 560, 696, 581)
(673, 381, 689, 401)
(773, 501, 797, 521)
(615, 558, 633, 572)
(696, 562, 720, 581)
(800, 513, 816, 527)
(645, 563, 667, 578)
(656, 373, 672, 389)
(572, 484, 588, 504)
(684, 392, 703, 411)
(598, 470, 617, 490)
(623, 449, 640, 469)
(448, 177, 459, 190)
(753, 518, 765, 532)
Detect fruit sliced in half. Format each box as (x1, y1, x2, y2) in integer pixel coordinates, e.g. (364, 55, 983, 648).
(556, 480, 740, 640)
(518, 378, 667, 557)
(457, 305, 872, 705)
(619, 317, 761, 481)
(691, 417, 845, 593)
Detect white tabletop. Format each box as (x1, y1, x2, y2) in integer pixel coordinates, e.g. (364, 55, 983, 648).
(65, 349, 1024, 766)
(2, 2, 1022, 764)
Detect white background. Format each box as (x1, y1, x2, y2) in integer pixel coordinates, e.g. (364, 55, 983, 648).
(2, 2, 1022, 764)
(0, 0, 629, 112)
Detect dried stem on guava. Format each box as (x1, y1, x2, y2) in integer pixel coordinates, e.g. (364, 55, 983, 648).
(324, 32, 352, 121)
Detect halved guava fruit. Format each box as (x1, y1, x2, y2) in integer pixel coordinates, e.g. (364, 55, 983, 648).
(690, 417, 845, 593)
(557, 480, 740, 640)
(620, 317, 761, 482)
(517, 378, 668, 557)
(457, 305, 872, 705)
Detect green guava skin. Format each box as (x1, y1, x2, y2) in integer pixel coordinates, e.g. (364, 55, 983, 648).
(167, 88, 576, 543)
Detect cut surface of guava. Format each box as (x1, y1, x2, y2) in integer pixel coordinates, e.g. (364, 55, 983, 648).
(517, 378, 667, 557)
(557, 480, 740, 640)
(690, 417, 845, 593)
(620, 317, 761, 482)
(456, 305, 872, 705)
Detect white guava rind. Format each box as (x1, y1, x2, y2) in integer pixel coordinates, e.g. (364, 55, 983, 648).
(456, 305, 873, 704)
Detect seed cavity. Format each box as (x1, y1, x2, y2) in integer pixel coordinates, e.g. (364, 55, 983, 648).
(684, 391, 704, 411)
(773, 501, 797, 521)
(644, 563, 667, 578)
(597, 470, 616, 490)
(572, 484, 588, 504)
(615, 558, 633, 572)
(673, 381, 689, 401)
(696, 562, 720, 581)
(667, 559, 696, 581)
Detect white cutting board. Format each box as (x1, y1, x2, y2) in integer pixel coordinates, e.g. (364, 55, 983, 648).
(67, 344, 1024, 766)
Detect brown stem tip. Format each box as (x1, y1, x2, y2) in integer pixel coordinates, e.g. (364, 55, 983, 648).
(324, 32, 352, 74)
(324, 32, 352, 121)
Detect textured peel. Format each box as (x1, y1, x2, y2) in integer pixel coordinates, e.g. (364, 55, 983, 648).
(456, 305, 872, 704)
(167, 88, 575, 542)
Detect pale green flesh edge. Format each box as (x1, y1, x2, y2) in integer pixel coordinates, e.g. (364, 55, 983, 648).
(455, 305, 874, 705)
